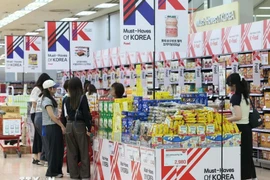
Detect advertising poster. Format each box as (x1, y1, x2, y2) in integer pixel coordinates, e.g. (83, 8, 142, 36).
(5, 36, 24, 72)
(188, 32, 204, 58)
(24, 36, 42, 73)
(222, 25, 241, 54)
(3, 119, 21, 136)
(204, 29, 222, 56)
(263, 19, 270, 49)
(155, 0, 188, 52)
(241, 21, 263, 51)
(45, 21, 70, 70)
(120, 0, 154, 52)
(70, 21, 94, 70)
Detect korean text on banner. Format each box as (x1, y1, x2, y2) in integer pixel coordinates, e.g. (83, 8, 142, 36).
(24, 36, 42, 73)
(155, 0, 188, 52)
(5, 36, 24, 73)
(45, 21, 70, 70)
(120, 0, 154, 52)
(70, 22, 94, 70)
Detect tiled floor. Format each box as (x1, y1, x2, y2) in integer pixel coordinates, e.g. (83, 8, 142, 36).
(0, 154, 270, 180)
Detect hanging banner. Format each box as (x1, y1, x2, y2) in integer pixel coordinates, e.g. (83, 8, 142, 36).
(155, 0, 188, 52)
(141, 64, 147, 87)
(188, 32, 204, 58)
(178, 59, 185, 87)
(253, 51, 261, 86)
(222, 25, 241, 54)
(120, 66, 126, 85)
(5, 36, 24, 72)
(136, 52, 148, 63)
(129, 65, 136, 88)
(241, 21, 263, 52)
(102, 69, 109, 89)
(204, 29, 222, 56)
(24, 36, 42, 73)
(45, 21, 70, 70)
(263, 20, 270, 50)
(231, 53, 239, 73)
(195, 59, 202, 88)
(212, 55, 219, 86)
(87, 70, 92, 83)
(70, 21, 93, 70)
(102, 49, 110, 67)
(120, 0, 154, 52)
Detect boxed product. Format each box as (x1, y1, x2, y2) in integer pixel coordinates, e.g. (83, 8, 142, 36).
(246, 53, 252, 65)
(252, 132, 260, 147)
(238, 54, 246, 65)
(264, 92, 270, 108)
(260, 133, 270, 148)
(264, 114, 270, 129)
(261, 51, 270, 65)
(262, 151, 270, 160)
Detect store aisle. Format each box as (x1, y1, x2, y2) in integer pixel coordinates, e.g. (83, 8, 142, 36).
(0, 154, 269, 180)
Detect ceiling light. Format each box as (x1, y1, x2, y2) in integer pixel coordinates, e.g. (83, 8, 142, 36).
(60, 18, 78, 21)
(76, 11, 96, 16)
(259, 7, 270, 10)
(95, 3, 118, 8)
(25, 32, 39, 35)
(254, 15, 270, 17)
(35, 28, 45, 32)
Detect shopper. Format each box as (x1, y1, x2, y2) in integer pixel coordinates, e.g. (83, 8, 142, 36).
(226, 73, 256, 180)
(110, 82, 125, 98)
(29, 73, 51, 165)
(86, 84, 97, 96)
(84, 80, 90, 94)
(42, 79, 65, 178)
(62, 77, 91, 179)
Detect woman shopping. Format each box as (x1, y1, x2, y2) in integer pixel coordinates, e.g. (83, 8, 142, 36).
(62, 77, 92, 179)
(29, 73, 51, 165)
(42, 79, 65, 178)
(226, 73, 256, 180)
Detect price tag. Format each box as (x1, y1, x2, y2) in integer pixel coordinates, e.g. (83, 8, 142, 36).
(253, 51, 261, 86)
(130, 70, 136, 87)
(164, 149, 187, 166)
(141, 70, 147, 87)
(141, 148, 155, 166)
(120, 71, 125, 84)
(88, 74, 92, 83)
(118, 143, 125, 158)
(111, 72, 116, 85)
(126, 145, 134, 161)
(155, 69, 159, 87)
(109, 141, 114, 156)
(212, 63, 219, 86)
(103, 73, 108, 88)
(195, 66, 202, 88)
(164, 67, 170, 89)
(178, 66, 184, 86)
(95, 74, 100, 89)
(218, 65, 226, 96)
(133, 146, 140, 162)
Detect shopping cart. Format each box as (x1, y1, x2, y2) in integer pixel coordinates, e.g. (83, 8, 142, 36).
(0, 114, 22, 158)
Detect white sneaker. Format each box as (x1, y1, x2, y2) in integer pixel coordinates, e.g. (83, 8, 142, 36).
(56, 174, 63, 178)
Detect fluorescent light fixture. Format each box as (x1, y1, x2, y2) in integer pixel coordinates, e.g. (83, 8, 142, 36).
(0, 0, 53, 28)
(95, 3, 118, 8)
(259, 7, 270, 10)
(76, 11, 96, 16)
(25, 32, 39, 35)
(35, 28, 45, 32)
(61, 18, 78, 21)
(254, 15, 270, 17)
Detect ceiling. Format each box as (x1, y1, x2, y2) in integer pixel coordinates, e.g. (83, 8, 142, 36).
(254, 0, 270, 21)
(0, 0, 119, 40)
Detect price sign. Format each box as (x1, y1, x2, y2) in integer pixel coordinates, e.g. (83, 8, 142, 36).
(103, 73, 108, 88)
(195, 59, 202, 88)
(118, 143, 125, 158)
(87, 74, 92, 82)
(164, 67, 170, 89)
(95, 74, 100, 89)
(164, 149, 187, 166)
(120, 70, 125, 84)
(231, 53, 239, 73)
(109, 141, 114, 156)
(141, 70, 147, 87)
(111, 72, 116, 85)
(212, 55, 219, 86)
(126, 145, 134, 161)
(218, 65, 226, 96)
(178, 67, 184, 86)
(133, 146, 140, 162)
(130, 70, 136, 87)
(253, 51, 261, 86)
(141, 148, 155, 166)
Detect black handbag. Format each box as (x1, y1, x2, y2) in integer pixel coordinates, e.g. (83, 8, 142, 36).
(249, 98, 263, 128)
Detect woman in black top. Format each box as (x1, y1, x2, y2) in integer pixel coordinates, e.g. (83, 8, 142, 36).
(62, 77, 92, 179)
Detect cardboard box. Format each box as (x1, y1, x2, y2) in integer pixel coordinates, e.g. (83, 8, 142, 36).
(252, 132, 260, 147)
(0, 106, 20, 114)
(264, 114, 270, 129)
(1, 146, 31, 154)
(260, 133, 270, 148)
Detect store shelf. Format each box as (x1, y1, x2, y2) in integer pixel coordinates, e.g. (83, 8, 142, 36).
(170, 69, 178, 72)
(245, 78, 265, 82)
(263, 107, 270, 111)
(253, 158, 270, 165)
(249, 110, 264, 114)
(184, 68, 195, 72)
(252, 128, 270, 133)
(239, 64, 253, 68)
(250, 93, 263, 97)
(262, 65, 270, 69)
(253, 147, 270, 151)
(201, 67, 212, 71)
(218, 110, 231, 113)
(207, 94, 219, 98)
(184, 82, 195, 84)
(202, 81, 213, 84)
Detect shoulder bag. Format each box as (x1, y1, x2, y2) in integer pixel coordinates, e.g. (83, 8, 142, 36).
(249, 98, 263, 128)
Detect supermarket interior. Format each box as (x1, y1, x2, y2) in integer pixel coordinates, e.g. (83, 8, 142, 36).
(3, 0, 270, 180)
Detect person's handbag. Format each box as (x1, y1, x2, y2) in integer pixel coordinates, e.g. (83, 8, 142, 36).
(249, 98, 263, 128)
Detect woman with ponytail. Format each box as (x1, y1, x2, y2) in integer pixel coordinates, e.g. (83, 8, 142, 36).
(226, 73, 256, 180)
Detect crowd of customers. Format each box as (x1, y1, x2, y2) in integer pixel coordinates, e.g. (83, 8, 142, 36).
(29, 74, 125, 179)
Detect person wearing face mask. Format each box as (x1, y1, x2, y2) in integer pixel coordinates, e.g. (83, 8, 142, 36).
(226, 73, 256, 180)
(42, 79, 65, 178)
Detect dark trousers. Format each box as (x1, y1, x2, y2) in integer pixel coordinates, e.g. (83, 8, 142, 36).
(44, 124, 64, 177)
(34, 112, 47, 161)
(31, 113, 42, 154)
(237, 124, 257, 179)
(66, 121, 90, 179)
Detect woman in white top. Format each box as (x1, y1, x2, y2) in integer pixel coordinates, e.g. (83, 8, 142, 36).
(226, 73, 256, 180)
(29, 73, 51, 165)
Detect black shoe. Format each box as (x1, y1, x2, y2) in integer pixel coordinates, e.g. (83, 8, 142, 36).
(32, 159, 37, 164)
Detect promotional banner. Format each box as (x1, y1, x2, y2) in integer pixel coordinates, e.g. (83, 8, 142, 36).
(188, 32, 204, 58)
(155, 0, 188, 52)
(102, 49, 110, 67)
(222, 25, 241, 54)
(212, 55, 219, 86)
(24, 36, 42, 73)
(241, 21, 263, 51)
(204, 29, 222, 56)
(120, 0, 154, 52)
(253, 51, 261, 86)
(5, 36, 24, 72)
(70, 21, 93, 70)
(263, 19, 270, 50)
(195, 59, 202, 88)
(45, 21, 70, 70)
(136, 52, 148, 64)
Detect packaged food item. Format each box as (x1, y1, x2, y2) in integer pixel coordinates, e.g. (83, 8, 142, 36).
(197, 125, 206, 135)
(187, 124, 197, 135)
(206, 124, 215, 134)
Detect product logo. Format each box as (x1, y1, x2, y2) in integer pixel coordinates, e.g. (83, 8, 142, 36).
(158, 0, 185, 10)
(47, 21, 70, 52)
(72, 22, 91, 41)
(25, 36, 40, 51)
(123, 0, 154, 25)
(6, 36, 24, 59)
